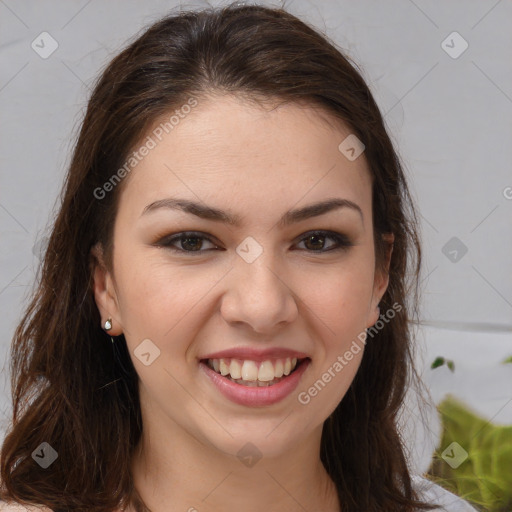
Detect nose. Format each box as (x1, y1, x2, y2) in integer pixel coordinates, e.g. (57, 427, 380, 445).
(220, 252, 298, 335)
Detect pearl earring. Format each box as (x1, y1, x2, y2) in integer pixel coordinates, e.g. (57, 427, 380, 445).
(104, 318, 112, 331)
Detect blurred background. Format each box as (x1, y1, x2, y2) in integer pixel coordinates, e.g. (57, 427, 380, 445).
(1, 1, 511, 510)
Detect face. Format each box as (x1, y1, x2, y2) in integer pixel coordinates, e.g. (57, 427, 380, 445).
(92, 94, 390, 461)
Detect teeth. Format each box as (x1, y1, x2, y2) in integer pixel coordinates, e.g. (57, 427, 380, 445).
(207, 357, 300, 383)
(241, 360, 258, 381)
(219, 359, 229, 376)
(229, 359, 242, 379)
(232, 377, 283, 387)
(274, 360, 284, 378)
(258, 360, 275, 382)
(283, 358, 291, 376)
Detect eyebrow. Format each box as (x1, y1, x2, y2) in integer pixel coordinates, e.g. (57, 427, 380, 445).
(140, 197, 363, 228)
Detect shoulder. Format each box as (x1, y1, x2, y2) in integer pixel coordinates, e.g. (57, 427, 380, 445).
(0, 502, 52, 512)
(411, 475, 479, 512)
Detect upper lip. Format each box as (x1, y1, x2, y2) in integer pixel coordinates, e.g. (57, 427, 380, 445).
(199, 347, 310, 362)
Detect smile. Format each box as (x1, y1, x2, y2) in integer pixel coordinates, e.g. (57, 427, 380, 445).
(199, 357, 311, 406)
(205, 357, 301, 387)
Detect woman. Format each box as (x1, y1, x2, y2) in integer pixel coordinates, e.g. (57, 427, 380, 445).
(0, 3, 478, 511)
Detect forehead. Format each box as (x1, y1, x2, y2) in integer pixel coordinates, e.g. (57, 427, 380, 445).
(117, 94, 372, 224)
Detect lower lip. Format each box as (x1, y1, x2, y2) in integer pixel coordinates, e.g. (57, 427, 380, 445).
(199, 359, 310, 407)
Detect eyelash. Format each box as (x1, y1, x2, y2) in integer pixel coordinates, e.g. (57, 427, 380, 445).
(155, 230, 353, 255)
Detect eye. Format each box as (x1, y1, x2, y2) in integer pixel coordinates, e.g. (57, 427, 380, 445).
(156, 231, 219, 253)
(294, 230, 353, 252)
(154, 230, 353, 255)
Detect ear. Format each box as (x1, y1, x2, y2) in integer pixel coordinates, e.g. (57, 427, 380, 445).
(367, 233, 394, 328)
(90, 242, 123, 336)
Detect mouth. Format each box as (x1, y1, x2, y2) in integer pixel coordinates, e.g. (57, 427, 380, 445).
(198, 356, 311, 406)
(200, 356, 309, 387)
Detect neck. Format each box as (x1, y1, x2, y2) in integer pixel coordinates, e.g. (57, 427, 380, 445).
(128, 404, 340, 512)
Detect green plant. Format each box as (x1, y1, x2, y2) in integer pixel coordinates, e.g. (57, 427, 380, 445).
(431, 356, 455, 372)
(427, 395, 512, 512)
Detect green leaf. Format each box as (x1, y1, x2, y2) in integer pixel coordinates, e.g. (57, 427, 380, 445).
(431, 356, 455, 372)
(431, 356, 445, 369)
(427, 395, 512, 511)
(502, 355, 512, 364)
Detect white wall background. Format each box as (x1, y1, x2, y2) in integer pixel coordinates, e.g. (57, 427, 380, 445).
(1, 0, 511, 475)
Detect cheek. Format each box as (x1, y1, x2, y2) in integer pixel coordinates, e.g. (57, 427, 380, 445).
(299, 256, 375, 329)
(114, 251, 223, 353)
(294, 262, 373, 416)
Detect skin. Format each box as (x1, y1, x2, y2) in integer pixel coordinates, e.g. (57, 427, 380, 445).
(92, 94, 392, 512)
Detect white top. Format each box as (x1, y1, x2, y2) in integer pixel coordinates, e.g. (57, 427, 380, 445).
(0, 475, 478, 511)
(411, 475, 479, 511)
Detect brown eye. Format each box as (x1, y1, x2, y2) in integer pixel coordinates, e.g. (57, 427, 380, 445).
(303, 233, 326, 251)
(157, 232, 219, 254)
(295, 231, 353, 252)
(178, 235, 205, 252)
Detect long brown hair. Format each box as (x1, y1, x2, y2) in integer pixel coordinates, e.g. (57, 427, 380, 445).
(1, 3, 439, 511)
